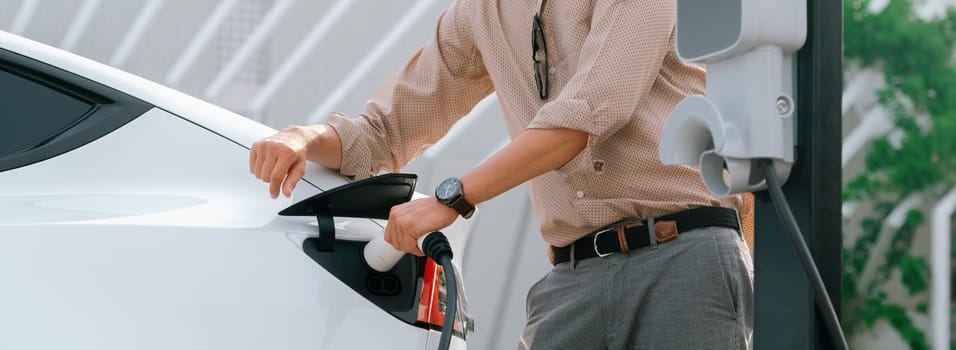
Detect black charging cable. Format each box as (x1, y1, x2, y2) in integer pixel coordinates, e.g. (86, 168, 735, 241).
(759, 159, 848, 350)
(421, 232, 458, 350)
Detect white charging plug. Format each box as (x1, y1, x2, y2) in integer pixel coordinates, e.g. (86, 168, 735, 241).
(363, 208, 476, 272)
(363, 231, 432, 272)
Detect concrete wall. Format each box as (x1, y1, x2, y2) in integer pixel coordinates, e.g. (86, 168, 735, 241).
(0, 1, 551, 349)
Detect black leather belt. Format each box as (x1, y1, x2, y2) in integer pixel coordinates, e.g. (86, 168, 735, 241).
(552, 206, 740, 265)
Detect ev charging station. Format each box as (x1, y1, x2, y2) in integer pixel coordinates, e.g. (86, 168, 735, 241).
(661, 0, 842, 348)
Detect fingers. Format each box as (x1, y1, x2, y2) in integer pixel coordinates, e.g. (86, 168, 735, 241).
(384, 217, 393, 244)
(385, 206, 402, 252)
(384, 218, 396, 253)
(409, 241, 425, 257)
(397, 218, 424, 257)
(385, 207, 411, 255)
(249, 143, 258, 174)
(385, 203, 429, 257)
(270, 155, 299, 199)
(250, 129, 314, 198)
(258, 151, 278, 181)
(283, 162, 306, 198)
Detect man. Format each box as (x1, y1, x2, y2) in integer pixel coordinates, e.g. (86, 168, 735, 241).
(249, 0, 754, 348)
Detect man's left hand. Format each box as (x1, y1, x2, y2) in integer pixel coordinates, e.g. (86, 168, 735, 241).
(384, 197, 458, 256)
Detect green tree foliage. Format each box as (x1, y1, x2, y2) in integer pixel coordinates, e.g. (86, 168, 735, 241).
(843, 0, 956, 349)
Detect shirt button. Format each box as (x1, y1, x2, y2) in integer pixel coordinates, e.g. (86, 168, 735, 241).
(593, 160, 605, 173)
(576, 191, 585, 198)
(548, 67, 556, 75)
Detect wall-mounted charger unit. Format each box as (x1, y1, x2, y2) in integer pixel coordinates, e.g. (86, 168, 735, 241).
(660, 0, 806, 196)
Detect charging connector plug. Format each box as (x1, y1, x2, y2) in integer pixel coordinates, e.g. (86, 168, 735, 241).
(420, 232, 457, 350)
(422, 232, 453, 262)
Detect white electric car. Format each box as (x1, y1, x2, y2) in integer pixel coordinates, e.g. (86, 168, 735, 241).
(0, 31, 473, 350)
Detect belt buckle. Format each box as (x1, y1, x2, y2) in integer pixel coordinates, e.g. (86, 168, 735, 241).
(592, 227, 617, 258)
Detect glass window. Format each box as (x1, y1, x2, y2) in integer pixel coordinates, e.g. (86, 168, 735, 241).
(0, 67, 94, 157)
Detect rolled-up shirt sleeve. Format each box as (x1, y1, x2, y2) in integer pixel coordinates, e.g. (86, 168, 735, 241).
(526, 0, 676, 174)
(326, 0, 493, 180)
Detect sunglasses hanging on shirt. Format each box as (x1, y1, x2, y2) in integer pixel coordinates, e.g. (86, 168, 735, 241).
(532, 0, 549, 100)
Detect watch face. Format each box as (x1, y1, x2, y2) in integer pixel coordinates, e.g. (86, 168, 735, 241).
(436, 178, 461, 201)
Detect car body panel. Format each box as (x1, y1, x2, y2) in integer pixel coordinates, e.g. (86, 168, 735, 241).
(0, 108, 433, 349)
(1, 30, 472, 349)
(0, 225, 429, 350)
(0, 108, 291, 228)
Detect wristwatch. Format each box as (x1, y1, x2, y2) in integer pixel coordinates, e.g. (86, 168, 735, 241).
(435, 177, 475, 219)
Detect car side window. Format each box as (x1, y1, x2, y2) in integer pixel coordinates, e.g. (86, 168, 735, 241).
(0, 49, 151, 172)
(0, 67, 95, 157)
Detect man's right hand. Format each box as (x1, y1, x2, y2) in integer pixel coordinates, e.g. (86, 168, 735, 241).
(249, 126, 315, 199)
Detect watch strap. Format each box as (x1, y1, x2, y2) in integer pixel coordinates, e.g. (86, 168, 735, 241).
(449, 196, 475, 219)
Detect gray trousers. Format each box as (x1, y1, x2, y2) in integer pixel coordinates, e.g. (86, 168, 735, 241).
(519, 226, 754, 350)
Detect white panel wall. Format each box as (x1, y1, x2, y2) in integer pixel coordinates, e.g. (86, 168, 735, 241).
(0, 1, 550, 349)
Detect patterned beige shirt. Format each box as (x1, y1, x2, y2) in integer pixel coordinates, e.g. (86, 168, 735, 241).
(326, 0, 741, 248)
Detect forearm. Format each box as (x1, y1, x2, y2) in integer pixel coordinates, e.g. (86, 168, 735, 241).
(460, 128, 588, 205)
(300, 124, 343, 170)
